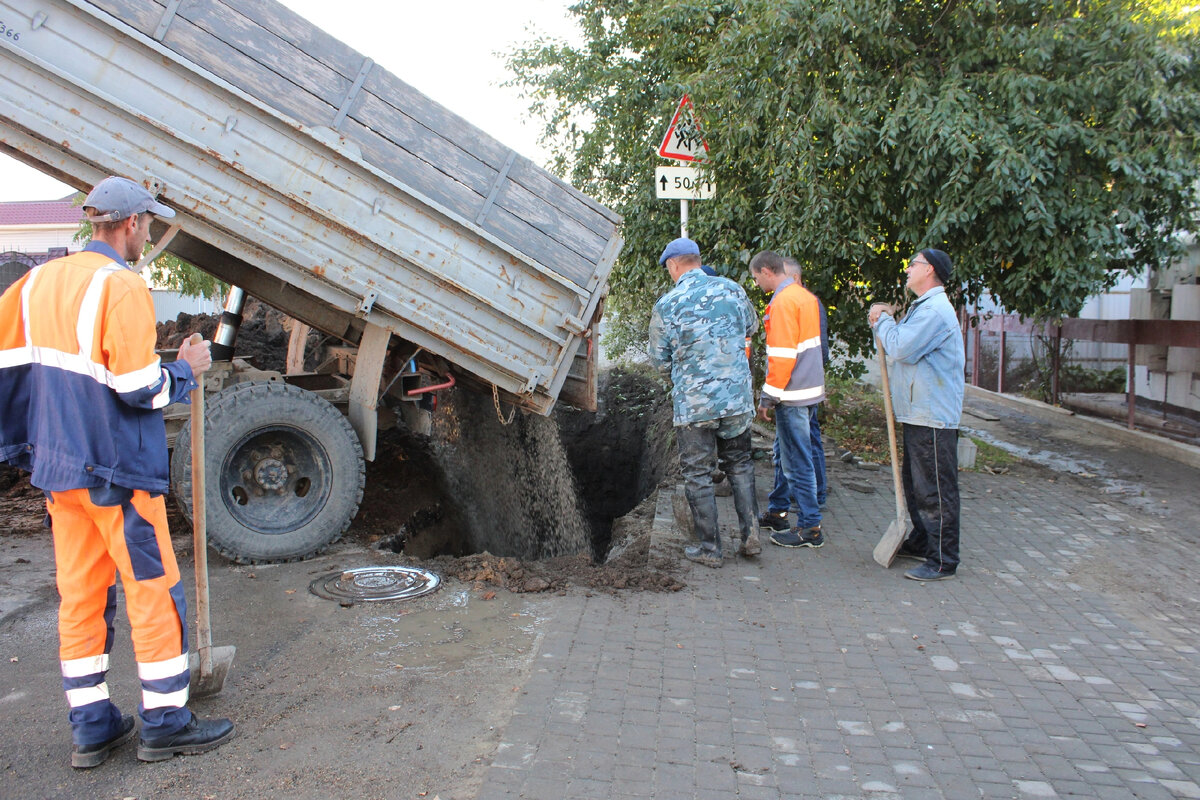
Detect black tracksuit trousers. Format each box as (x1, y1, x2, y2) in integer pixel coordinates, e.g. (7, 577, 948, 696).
(901, 424, 961, 572)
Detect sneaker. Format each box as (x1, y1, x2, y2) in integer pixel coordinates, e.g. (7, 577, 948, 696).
(739, 534, 762, 557)
(137, 713, 235, 762)
(769, 529, 803, 547)
(758, 510, 789, 532)
(72, 714, 137, 768)
(769, 526, 822, 548)
(683, 545, 723, 568)
(904, 562, 956, 582)
(796, 526, 824, 548)
(895, 539, 926, 562)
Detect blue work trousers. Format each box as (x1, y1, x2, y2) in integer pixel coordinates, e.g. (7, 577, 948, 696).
(768, 403, 826, 512)
(767, 404, 821, 529)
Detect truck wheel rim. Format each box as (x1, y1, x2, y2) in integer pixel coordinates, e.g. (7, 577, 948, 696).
(219, 424, 332, 534)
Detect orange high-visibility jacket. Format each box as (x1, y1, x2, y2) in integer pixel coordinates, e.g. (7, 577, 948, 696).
(0, 242, 196, 493)
(760, 279, 825, 408)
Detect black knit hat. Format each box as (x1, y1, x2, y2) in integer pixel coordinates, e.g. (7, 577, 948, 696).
(920, 249, 953, 285)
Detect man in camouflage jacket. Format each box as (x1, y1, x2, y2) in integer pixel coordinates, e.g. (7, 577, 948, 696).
(648, 238, 760, 567)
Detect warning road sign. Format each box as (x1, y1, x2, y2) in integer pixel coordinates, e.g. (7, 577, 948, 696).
(658, 94, 709, 162)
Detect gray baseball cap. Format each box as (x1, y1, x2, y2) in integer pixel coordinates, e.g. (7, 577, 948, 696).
(83, 176, 176, 222)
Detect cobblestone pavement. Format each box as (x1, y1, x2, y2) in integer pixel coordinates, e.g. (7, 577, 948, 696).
(478, 392, 1200, 800)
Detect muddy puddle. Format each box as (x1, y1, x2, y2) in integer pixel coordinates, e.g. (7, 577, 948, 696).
(349, 588, 545, 678)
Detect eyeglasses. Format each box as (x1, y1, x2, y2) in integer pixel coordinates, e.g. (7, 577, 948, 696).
(907, 258, 931, 271)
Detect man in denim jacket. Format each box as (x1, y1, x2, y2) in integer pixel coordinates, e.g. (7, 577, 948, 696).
(869, 250, 965, 581)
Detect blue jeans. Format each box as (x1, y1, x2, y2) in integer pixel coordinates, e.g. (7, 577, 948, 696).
(766, 404, 821, 529)
(770, 403, 827, 512)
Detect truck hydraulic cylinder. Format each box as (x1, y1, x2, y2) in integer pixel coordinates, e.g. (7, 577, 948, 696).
(211, 286, 247, 362)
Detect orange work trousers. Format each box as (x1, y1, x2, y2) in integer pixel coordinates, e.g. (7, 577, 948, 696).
(48, 486, 191, 744)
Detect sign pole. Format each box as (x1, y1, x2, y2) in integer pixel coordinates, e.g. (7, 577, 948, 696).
(656, 95, 712, 234)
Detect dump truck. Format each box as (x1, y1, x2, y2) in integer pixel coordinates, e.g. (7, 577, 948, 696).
(0, 0, 622, 562)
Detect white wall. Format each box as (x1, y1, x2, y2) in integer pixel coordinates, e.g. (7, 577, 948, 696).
(1075, 271, 1145, 369)
(0, 223, 78, 253)
(150, 290, 220, 323)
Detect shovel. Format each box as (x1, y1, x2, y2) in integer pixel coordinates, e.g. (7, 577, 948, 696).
(872, 338, 909, 568)
(186, 335, 235, 697)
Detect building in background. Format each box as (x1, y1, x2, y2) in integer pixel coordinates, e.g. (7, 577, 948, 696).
(0, 195, 81, 292)
(965, 241, 1200, 425)
(0, 195, 216, 320)
(1128, 239, 1200, 418)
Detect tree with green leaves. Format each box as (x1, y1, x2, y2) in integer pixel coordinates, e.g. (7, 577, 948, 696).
(507, 0, 1200, 366)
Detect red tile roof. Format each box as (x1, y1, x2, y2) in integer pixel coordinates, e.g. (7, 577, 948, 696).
(0, 195, 85, 226)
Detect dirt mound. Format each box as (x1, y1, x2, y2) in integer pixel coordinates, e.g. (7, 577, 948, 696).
(0, 466, 47, 536)
(422, 543, 685, 595)
(428, 387, 592, 561)
(156, 299, 329, 373)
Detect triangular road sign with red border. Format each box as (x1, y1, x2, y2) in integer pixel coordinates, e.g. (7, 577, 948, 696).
(658, 94, 709, 162)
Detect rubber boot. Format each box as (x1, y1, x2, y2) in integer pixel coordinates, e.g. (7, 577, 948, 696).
(685, 485, 722, 557)
(728, 460, 758, 547)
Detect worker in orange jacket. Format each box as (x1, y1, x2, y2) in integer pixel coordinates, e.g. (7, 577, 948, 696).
(0, 176, 234, 767)
(749, 250, 827, 548)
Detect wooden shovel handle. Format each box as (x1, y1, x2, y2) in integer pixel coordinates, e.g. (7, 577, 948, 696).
(188, 333, 213, 671)
(876, 339, 905, 524)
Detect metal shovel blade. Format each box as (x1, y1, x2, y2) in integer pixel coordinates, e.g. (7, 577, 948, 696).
(873, 517, 906, 568)
(189, 646, 236, 699)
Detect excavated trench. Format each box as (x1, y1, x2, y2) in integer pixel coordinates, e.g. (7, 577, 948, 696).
(370, 366, 675, 563)
(155, 304, 676, 566)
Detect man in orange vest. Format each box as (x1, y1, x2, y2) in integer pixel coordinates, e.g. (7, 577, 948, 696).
(749, 250, 826, 548)
(0, 176, 234, 766)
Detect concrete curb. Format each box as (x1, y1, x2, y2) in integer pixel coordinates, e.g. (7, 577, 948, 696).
(965, 383, 1200, 470)
(647, 483, 687, 563)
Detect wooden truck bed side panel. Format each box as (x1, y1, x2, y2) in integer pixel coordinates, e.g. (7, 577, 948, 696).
(87, 0, 620, 292)
(0, 0, 621, 413)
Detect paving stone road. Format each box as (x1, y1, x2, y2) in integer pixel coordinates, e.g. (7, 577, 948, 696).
(3, 387, 1199, 800)
(478, 390, 1200, 800)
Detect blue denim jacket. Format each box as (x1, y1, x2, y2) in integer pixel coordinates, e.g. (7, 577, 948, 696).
(872, 287, 965, 429)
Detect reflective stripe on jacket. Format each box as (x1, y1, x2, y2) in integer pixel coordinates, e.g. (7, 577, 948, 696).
(0, 242, 196, 492)
(761, 279, 825, 408)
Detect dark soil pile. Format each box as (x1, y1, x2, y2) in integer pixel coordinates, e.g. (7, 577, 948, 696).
(0, 465, 44, 536)
(422, 543, 685, 595)
(155, 299, 328, 373)
(342, 366, 683, 593)
(427, 387, 592, 561)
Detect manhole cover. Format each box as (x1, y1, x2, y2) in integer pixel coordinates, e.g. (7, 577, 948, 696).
(309, 566, 441, 602)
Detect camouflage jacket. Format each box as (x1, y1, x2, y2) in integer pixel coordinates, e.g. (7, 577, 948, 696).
(648, 268, 756, 427)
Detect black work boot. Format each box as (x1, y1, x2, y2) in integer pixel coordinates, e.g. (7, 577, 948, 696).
(72, 714, 137, 768)
(137, 713, 235, 762)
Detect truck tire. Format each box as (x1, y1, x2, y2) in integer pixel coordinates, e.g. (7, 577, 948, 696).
(172, 381, 365, 563)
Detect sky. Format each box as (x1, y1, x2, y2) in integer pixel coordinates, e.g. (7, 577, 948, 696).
(0, 0, 578, 201)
